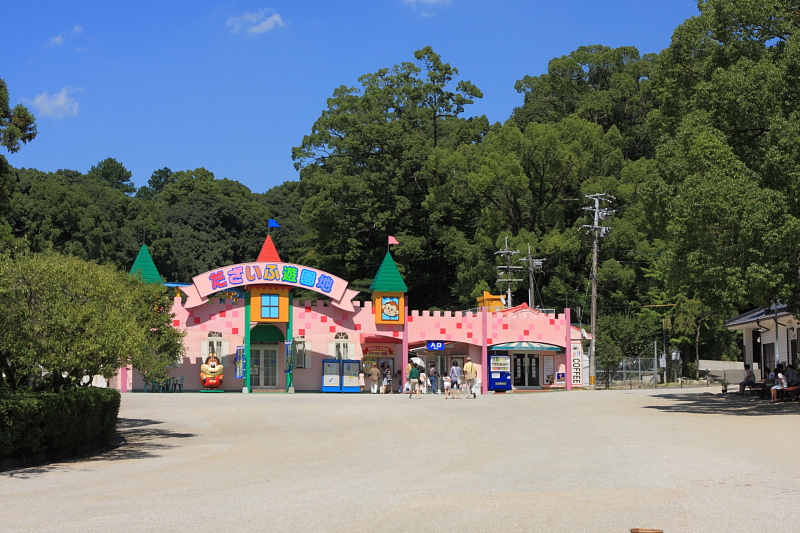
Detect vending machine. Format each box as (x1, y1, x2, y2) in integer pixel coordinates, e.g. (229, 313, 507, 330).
(321, 359, 341, 392)
(341, 360, 361, 393)
(488, 353, 512, 391)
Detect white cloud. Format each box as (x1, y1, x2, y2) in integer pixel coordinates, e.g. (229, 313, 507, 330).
(32, 87, 81, 119)
(403, 0, 450, 17)
(48, 34, 64, 47)
(248, 13, 284, 34)
(73, 24, 83, 33)
(227, 9, 285, 34)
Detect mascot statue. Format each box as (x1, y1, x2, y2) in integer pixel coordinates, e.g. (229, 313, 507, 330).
(200, 355, 224, 389)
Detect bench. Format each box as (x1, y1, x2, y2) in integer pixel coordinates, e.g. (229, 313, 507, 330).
(741, 382, 766, 397)
(779, 386, 800, 401)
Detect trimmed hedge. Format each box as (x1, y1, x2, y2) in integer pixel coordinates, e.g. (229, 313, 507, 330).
(0, 387, 121, 466)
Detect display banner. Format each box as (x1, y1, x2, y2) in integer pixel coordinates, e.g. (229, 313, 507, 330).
(234, 346, 245, 379)
(571, 345, 583, 386)
(363, 346, 393, 357)
(180, 262, 359, 311)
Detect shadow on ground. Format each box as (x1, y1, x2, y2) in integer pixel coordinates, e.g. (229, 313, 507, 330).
(644, 393, 800, 416)
(1, 418, 195, 479)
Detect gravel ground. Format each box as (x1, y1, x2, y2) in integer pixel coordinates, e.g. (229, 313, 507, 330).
(1, 387, 798, 533)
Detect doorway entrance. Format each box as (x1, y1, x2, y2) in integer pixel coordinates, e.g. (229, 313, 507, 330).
(251, 343, 278, 388)
(513, 353, 539, 388)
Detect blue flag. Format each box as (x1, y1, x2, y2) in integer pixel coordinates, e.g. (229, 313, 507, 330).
(268, 219, 281, 228)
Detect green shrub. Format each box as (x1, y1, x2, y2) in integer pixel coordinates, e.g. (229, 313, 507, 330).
(0, 387, 120, 464)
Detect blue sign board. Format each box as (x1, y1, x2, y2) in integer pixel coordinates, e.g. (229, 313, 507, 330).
(426, 341, 445, 351)
(234, 345, 245, 379)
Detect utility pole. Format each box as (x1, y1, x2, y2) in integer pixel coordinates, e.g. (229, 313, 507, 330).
(581, 192, 615, 389)
(519, 244, 545, 308)
(495, 237, 523, 309)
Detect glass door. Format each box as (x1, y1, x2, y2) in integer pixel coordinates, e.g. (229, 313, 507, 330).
(251, 343, 278, 388)
(264, 346, 277, 387)
(250, 347, 262, 387)
(513, 354, 525, 387)
(528, 355, 539, 386)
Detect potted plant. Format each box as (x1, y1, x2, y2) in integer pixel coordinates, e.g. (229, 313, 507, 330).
(720, 379, 729, 393)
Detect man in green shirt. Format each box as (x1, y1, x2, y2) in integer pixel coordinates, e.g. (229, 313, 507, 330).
(409, 364, 421, 399)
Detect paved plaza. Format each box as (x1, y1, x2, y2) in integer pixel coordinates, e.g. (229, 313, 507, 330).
(1, 387, 799, 532)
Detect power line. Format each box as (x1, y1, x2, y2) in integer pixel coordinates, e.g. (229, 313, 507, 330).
(495, 236, 523, 309)
(581, 192, 615, 390)
(518, 243, 545, 309)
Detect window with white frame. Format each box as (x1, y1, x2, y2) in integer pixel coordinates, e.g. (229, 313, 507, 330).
(293, 336, 312, 369)
(201, 338, 230, 367)
(329, 332, 355, 360)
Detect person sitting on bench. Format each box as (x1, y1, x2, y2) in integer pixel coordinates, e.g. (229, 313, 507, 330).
(738, 363, 756, 394)
(771, 366, 788, 403)
(784, 364, 799, 388)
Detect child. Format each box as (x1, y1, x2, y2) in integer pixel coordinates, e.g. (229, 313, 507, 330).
(419, 370, 427, 394)
(443, 376, 452, 399)
(383, 366, 393, 394)
(358, 370, 365, 393)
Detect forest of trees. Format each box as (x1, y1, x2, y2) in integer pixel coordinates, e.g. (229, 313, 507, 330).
(3, 0, 799, 376)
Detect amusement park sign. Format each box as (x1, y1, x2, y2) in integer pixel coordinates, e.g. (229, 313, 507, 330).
(180, 262, 359, 311)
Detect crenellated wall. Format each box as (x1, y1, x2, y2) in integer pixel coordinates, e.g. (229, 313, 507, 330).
(124, 295, 581, 393)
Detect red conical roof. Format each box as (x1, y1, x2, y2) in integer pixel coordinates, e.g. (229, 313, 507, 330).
(256, 235, 281, 262)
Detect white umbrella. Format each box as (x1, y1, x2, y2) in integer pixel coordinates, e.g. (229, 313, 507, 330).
(410, 356, 425, 366)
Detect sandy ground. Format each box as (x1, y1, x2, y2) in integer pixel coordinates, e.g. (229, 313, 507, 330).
(1, 387, 798, 533)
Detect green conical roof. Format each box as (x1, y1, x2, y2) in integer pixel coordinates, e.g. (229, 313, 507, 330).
(369, 252, 407, 293)
(130, 244, 162, 284)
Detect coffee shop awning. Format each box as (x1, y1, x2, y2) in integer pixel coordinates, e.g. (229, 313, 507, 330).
(490, 342, 563, 351)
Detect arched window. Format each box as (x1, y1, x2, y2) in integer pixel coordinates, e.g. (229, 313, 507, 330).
(330, 332, 353, 359)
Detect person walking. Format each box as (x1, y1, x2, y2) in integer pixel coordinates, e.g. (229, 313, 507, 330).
(449, 360, 463, 399)
(463, 357, 478, 399)
(428, 362, 439, 394)
(419, 368, 427, 394)
(358, 369, 365, 393)
(368, 364, 381, 394)
(383, 364, 394, 394)
(409, 363, 421, 399)
(443, 375, 452, 398)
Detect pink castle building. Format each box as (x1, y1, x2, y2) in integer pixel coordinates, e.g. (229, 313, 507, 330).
(112, 235, 587, 393)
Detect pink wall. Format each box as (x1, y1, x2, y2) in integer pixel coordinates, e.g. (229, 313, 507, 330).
(119, 295, 583, 392)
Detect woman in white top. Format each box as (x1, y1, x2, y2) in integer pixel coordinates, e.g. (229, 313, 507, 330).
(771, 369, 789, 402)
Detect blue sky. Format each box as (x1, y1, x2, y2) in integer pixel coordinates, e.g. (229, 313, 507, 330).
(2, 1, 700, 193)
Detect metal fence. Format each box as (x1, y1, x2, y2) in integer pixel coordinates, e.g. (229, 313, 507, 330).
(597, 356, 659, 387)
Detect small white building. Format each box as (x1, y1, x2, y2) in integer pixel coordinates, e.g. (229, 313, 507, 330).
(724, 303, 798, 372)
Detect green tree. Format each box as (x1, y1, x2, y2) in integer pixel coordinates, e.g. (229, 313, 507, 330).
(0, 253, 183, 392)
(511, 45, 658, 160)
(596, 311, 662, 388)
(259, 180, 306, 261)
(136, 167, 176, 199)
(0, 78, 37, 154)
(153, 168, 270, 281)
(8, 167, 142, 268)
(647, 0, 800, 318)
(0, 78, 37, 245)
(86, 158, 135, 194)
(293, 46, 490, 308)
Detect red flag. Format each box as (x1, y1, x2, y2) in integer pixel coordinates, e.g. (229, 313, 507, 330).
(388, 236, 399, 245)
